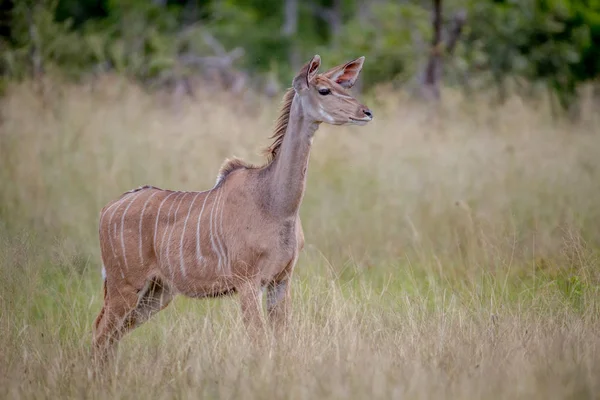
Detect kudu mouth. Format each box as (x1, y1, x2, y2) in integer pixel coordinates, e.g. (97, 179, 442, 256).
(349, 108, 373, 125)
(349, 117, 372, 126)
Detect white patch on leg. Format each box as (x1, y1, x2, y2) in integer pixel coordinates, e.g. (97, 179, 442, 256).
(101, 265, 106, 280)
(267, 281, 288, 311)
(137, 279, 152, 303)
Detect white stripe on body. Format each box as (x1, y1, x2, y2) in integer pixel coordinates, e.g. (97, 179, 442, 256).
(106, 194, 132, 261)
(99, 193, 130, 230)
(119, 191, 144, 270)
(196, 190, 213, 265)
(179, 192, 202, 277)
(165, 193, 187, 279)
(159, 193, 184, 277)
(153, 192, 178, 250)
(138, 190, 161, 265)
(216, 189, 229, 273)
(208, 189, 223, 270)
(113, 222, 125, 278)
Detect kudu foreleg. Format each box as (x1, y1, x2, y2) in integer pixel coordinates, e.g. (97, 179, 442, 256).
(266, 279, 291, 332)
(266, 255, 297, 333)
(237, 280, 266, 343)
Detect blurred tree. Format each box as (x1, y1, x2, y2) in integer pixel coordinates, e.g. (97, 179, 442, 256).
(0, 1, 14, 42)
(322, 1, 430, 89)
(419, 0, 467, 100)
(461, 0, 600, 111)
(282, 0, 299, 69)
(0, 0, 598, 111)
(54, 0, 107, 28)
(3, 0, 96, 79)
(422, 0, 443, 100)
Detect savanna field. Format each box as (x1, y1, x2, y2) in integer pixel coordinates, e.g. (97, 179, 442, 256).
(1, 76, 599, 399)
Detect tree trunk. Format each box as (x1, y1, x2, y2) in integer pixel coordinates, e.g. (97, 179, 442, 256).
(282, 0, 299, 70)
(446, 10, 467, 56)
(25, 4, 42, 79)
(356, 0, 370, 26)
(330, 0, 342, 47)
(421, 0, 442, 100)
(353, 0, 373, 94)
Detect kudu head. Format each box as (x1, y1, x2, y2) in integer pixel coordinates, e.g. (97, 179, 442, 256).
(292, 55, 373, 126)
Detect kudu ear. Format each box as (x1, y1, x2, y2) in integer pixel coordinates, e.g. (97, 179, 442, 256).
(293, 55, 321, 92)
(321, 56, 365, 89)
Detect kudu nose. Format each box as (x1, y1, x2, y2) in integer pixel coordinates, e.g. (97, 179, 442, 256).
(363, 109, 373, 119)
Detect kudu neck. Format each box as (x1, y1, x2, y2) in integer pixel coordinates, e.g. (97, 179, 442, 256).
(268, 94, 319, 217)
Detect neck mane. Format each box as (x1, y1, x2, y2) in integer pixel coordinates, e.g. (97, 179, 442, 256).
(262, 87, 296, 163)
(215, 88, 296, 183)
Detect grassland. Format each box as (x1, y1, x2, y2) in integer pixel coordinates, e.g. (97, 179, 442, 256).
(1, 76, 599, 399)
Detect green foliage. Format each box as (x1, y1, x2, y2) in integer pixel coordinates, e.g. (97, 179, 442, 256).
(82, 0, 183, 78)
(1, 0, 599, 108)
(321, 2, 430, 88)
(205, 0, 287, 74)
(3, 0, 95, 79)
(461, 0, 600, 106)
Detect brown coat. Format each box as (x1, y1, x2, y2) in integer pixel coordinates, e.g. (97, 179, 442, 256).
(92, 54, 373, 362)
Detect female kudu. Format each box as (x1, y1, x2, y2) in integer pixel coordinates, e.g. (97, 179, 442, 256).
(92, 54, 373, 360)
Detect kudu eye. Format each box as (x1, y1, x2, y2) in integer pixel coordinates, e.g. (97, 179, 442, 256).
(318, 88, 331, 95)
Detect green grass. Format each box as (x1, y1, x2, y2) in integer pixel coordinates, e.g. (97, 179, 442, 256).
(1, 76, 599, 399)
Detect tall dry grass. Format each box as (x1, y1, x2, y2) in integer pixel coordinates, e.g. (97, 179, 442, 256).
(1, 75, 599, 399)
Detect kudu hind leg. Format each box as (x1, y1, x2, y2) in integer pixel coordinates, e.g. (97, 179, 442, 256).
(92, 284, 139, 365)
(92, 278, 173, 365)
(122, 278, 173, 330)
